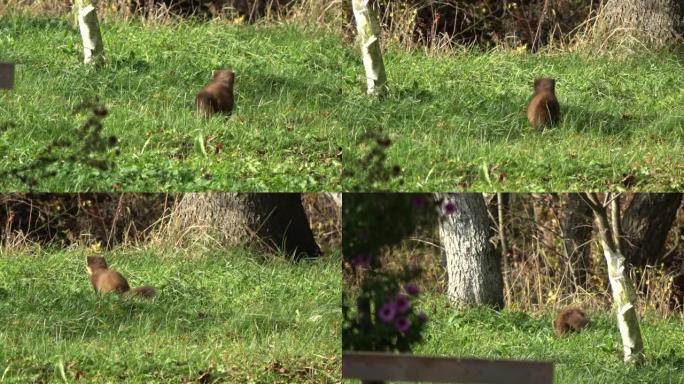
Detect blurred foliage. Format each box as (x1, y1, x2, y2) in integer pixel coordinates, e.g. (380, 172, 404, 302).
(342, 129, 403, 192)
(0, 98, 119, 190)
(343, 269, 428, 352)
(342, 193, 437, 352)
(342, 193, 435, 263)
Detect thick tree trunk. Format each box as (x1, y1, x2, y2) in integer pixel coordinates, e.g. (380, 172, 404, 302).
(437, 193, 504, 309)
(174, 193, 321, 259)
(595, 0, 684, 49)
(560, 193, 594, 287)
(351, 0, 387, 96)
(621, 193, 682, 268)
(583, 193, 644, 364)
(496, 193, 511, 296)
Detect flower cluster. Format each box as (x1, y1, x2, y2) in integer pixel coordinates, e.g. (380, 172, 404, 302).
(342, 194, 433, 353)
(377, 286, 427, 334)
(343, 275, 428, 352)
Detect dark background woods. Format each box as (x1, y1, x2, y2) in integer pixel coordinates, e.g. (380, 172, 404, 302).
(345, 193, 684, 316)
(0, 193, 340, 252)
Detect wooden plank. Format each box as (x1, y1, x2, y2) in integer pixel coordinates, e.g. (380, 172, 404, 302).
(0, 62, 15, 89)
(343, 352, 553, 384)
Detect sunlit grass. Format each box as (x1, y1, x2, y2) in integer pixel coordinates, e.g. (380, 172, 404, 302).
(0, 248, 341, 382)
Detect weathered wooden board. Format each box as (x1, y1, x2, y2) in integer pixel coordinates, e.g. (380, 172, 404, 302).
(0, 62, 15, 89)
(343, 352, 554, 384)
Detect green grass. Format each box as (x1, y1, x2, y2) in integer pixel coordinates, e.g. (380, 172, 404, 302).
(411, 295, 684, 384)
(343, 49, 684, 191)
(2, 14, 683, 191)
(0, 248, 341, 383)
(0, 15, 342, 191)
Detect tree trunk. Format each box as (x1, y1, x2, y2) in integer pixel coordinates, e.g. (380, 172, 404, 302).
(583, 193, 644, 364)
(496, 193, 511, 296)
(174, 193, 321, 259)
(327, 192, 342, 208)
(74, 0, 104, 65)
(351, 0, 387, 96)
(621, 193, 682, 268)
(560, 193, 594, 287)
(595, 0, 684, 49)
(437, 193, 504, 309)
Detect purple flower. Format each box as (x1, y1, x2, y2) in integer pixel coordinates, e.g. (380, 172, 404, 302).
(417, 312, 428, 323)
(411, 196, 426, 209)
(404, 283, 419, 296)
(395, 294, 411, 314)
(443, 201, 457, 215)
(351, 254, 370, 269)
(378, 302, 397, 323)
(394, 317, 411, 332)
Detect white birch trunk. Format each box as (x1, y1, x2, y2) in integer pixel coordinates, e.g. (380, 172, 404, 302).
(585, 193, 645, 364)
(600, 242, 645, 363)
(327, 193, 342, 208)
(436, 193, 504, 308)
(351, 0, 387, 96)
(75, 0, 104, 65)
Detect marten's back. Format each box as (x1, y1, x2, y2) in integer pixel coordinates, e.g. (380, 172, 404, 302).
(527, 91, 560, 128)
(90, 269, 130, 293)
(196, 82, 234, 115)
(196, 70, 235, 116)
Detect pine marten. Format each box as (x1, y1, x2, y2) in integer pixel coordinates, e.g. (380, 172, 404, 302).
(554, 307, 589, 336)
(195, 69, 235, 117)
(85, 255, 156, 298)
(527, 78, 560, 128)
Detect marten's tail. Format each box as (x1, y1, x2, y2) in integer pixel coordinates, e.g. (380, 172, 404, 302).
(123, 286, 156, 299)
(195, 91, 217, 117)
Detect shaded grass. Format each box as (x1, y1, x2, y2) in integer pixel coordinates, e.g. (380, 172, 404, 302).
(0, 248, 341, 383)
(411, 296, 684, 384)
(0, 15, 342, 191)
(342, 49, 684, 191)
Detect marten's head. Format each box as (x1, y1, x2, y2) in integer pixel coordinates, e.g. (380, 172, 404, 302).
(211, 69, 235, 85)
(85, 255, 108, 276)
(533, 78, 556, 94)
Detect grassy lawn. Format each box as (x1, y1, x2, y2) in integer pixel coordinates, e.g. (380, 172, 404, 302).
(343, 49, 684, 191)
(0, 14, 342, 191)
(2, 13, 682, 191)
(0, 248, 341, 383)
(411, 296, 684, 384)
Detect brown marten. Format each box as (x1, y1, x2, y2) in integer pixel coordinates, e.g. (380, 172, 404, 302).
(85, 255, 156, 298)
(527, 78, 560, 128)
(554, 307, 589, 336)
(195, 69, 235, 117)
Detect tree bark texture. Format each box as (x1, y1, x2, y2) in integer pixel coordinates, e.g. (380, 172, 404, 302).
(596, 0, 684, 49)
(583, 193, 644, 364)
(621, 193, 682, 268)
(74, 0, 104, 64)
(174, 193, 321, 259)
(437, 193, 504, 309)
(352, 0, 388, 95)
